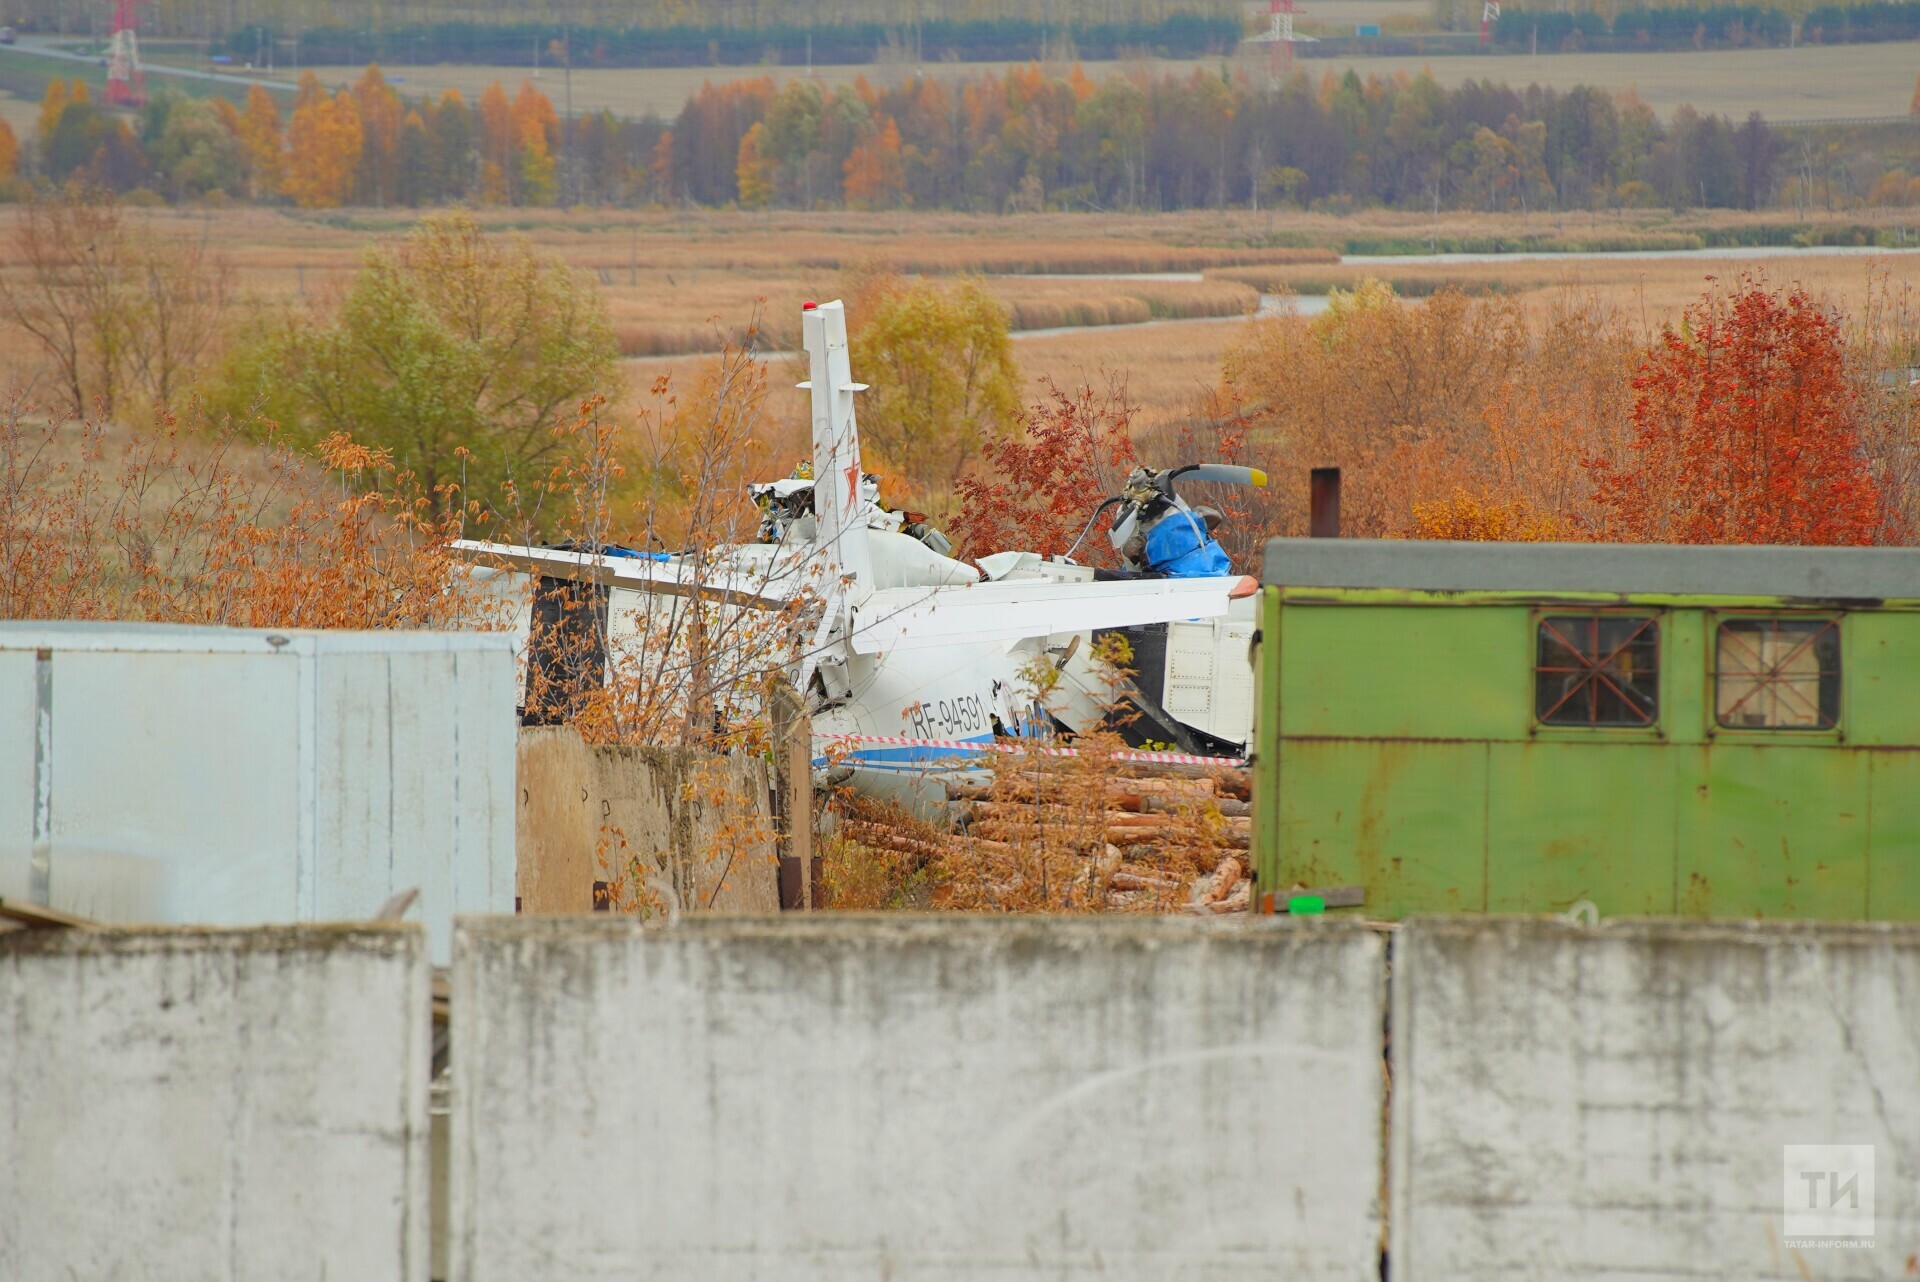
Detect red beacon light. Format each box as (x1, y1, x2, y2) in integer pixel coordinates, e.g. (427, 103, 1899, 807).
(801, 300, 818, 310)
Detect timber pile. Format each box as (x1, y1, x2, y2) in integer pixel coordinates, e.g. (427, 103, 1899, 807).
(840, 760, 1254, 913)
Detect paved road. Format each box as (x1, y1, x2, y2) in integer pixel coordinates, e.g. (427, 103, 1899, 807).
(0, 36, 297, 93)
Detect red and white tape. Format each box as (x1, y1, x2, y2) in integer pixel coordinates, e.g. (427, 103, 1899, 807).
(817, 732, 1244, 768)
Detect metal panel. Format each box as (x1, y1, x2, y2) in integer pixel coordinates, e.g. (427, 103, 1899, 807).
(1161, 618, 1255, 746)
(453, 643, 519, 924)
(1839, 610, 1920, 747)
(1263, 536, 1920, 601)
(1276, 739, 1488, 916)
(1277, 603, 1524, 741)
(1681, 744, 1871, 919)
(313, 644, 515, 962)
(1869, 752, 1920, 919)
(50, 650, 303, 926)
(312, 650, 402, 928)
(0, 625, 515, 959)
(1485, 743, 1677, 914)
(0, 651, 38, 901)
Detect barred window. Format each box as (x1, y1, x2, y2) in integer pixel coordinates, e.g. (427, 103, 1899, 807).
(1536, 615, 1660, 727)
(1716, 617, 1841, 730)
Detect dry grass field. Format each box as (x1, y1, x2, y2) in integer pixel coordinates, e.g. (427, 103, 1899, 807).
(3, 204, 1916, 438)
(281, 40, 1920, 123)
(0, 86, 36, 135)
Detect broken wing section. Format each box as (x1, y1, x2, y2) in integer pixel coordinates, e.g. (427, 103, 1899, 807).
(846, 575, 1256, 655)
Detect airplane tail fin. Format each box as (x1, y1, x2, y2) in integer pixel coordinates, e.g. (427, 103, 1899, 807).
(799, 300, 872, 591)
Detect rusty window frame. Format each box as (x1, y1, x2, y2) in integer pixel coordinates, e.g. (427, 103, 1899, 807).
(1534, 613, 1660, 728)
(1713, 615, 1842, 731)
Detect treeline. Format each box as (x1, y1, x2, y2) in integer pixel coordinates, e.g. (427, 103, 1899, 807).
(226, 15, 1238, 69)
(0, 0, 1240, 43)
(1494, 0, 1920, 50)
(699, 67, 1789, 213)
(0, 64, 1861, 213)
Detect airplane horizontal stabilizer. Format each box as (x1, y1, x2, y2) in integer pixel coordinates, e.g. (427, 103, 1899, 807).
(448, 540, 804, 609)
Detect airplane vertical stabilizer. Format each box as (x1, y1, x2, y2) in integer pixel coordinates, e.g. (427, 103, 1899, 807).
(802, 300, 873, 594)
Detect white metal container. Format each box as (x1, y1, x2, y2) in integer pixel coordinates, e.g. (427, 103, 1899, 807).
(0, 623, 516, 963)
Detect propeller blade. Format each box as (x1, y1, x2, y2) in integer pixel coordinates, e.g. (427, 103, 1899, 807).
(1179, 464, 1268, 488)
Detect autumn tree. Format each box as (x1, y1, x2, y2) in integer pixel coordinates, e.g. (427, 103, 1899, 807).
(476, 80, 515, 202)
(36, 78, 76, 147)
(949, 374, 1140, 561)
(511, 80, 559, 205)
(843, 117, 906, 209)
(846, 269, 1021, 505)
(1406, 492, 1567, 541)
(0, 195, 234, 416)
(1589, 279, 1886, 545)
(735, 121, 773, 209)
(240, 84, 284, 198)
(215, 213, 616, 513)
(1221, 280, 1528, 537)
(0, 198, 125, 413)
(352, 65, 404, 206)
(429, 89, 475, 201)
(142, 95, 246, 201)
(0, 120, 17, 183)
(284, 76, 363, 208)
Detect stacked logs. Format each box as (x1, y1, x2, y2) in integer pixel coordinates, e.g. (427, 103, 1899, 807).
(905, 762, 1255, 913)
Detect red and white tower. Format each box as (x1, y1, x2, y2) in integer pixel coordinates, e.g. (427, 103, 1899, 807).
(1479, 0, 1501, 44)
(1246, 0, 1314, 85)
(105, 0, 147, 107)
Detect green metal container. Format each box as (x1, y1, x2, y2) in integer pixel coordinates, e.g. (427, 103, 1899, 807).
(1251, 539, 1920, 921)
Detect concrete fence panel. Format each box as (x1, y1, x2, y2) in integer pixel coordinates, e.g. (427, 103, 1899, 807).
(515, 725, 780, 916)
(451, 916, 1386, 1281)
(1390, 917, 1920, 1280)
(0, 925, 431, 1282)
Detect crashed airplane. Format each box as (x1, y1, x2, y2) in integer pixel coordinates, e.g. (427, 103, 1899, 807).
(451, 298, 1264, 803)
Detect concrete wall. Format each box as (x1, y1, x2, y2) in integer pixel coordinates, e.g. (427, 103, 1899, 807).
(0, 925, 431, 1282)
(450, 916, 1387, 1282)
(1390, 918, 1920, 1280)
(516, 726, 779, 916)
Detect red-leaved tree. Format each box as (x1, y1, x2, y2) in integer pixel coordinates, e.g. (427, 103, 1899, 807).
(1588, 279, 1888, 545)
(949, 375, 1139, 563)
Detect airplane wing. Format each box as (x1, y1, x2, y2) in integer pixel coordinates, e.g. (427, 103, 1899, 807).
(846, 575, 1257, 655)
(447, 540, 811, 609)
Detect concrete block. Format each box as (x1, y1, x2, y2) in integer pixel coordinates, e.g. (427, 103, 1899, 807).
(1391, 917, 1920, 1280)
(452, 916, 1385, 1281)
(0, 925, 431, 1282)
(515, 726, 778, 916)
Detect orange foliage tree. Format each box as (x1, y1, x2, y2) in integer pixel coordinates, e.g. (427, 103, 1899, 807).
(949, 375, 1139, 563)
(1222, 280, 1637, 540)
(284, 76, 363, 208)
(510, 80, 558, 204)
(1588, 279, 1888, 545)
(476, 81, 515, 203)
(1407, 492, 1567, 541)
(239, 84, 282, 198)
(843, 117, 906, 209)
(0, 120, 17, 182)
(352, 65, 404, 206)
